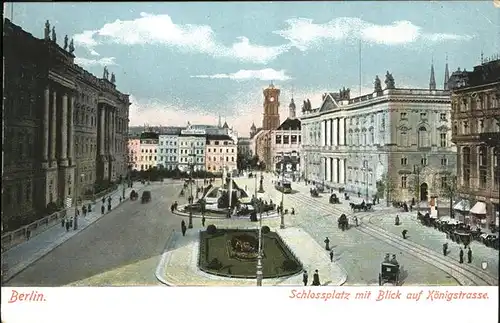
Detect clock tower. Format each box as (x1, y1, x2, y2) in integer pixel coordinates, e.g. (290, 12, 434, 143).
(262, 83, 280, 130)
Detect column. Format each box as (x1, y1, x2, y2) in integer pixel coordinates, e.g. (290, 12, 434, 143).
(339, 118, 345, 145)
(59, 93, 68, 164)
(68, 95, 75, 165)
(320, 120, 326, 147)
(326, 119, 331, 147)
(321, 158, 326, 181)
(339, 159, 345, 183)
(333, 158, 339, 183)
(42, 86, 50, 162)
(99, 106, 105, 155)
(110, 109, 115, 155)
(50, 90, 57, 163)
(108, 109, 113, 155)
(326, 157, 331, 182)
(333, 118, 339, 146)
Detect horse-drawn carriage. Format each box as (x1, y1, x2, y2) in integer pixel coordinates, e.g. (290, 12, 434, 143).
(310, 187, 320, 197)
(329, 193, 340, 204)
(315, 183, 325, 193)
(349, 201, 372, 212)
(338, 214, 349, 231)
(130, 190, 138, 201)
(379, 261, 400, 286)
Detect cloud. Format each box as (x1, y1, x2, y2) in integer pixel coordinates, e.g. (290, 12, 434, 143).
(274, 17, 473, 50)
(90, 49, 100, 56)
(73, 12, 289, 64)
(74, 56, 117, 67)
(191, 68, 292, 81)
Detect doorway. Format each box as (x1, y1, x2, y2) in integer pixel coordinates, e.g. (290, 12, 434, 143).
(420, 183, 428, 201)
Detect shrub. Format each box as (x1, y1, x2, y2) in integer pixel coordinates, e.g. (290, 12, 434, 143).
(282, 259, 298, 271)
(206, 224, 217, 234)
(207, 257, 223, 270)
(261, 225, 271, 234)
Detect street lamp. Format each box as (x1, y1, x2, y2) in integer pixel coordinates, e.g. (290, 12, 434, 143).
(280, 154, 285, 229)
(361, 165, 369, 201)
(255, 161, 260, 197)
(256, 204, 263, 286)
(188, 143, 195, 229)
(74, 173, 84, 230)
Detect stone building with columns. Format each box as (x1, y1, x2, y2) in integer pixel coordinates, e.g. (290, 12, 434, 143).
(2, 19, 130, 230)
(301, 70, 456, 203)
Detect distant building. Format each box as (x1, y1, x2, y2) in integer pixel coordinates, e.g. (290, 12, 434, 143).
(138, 132, 159, 171)
(237, 137, 252, 158)
(302, 69, 456, 203)
(178, 123, 206, 172)
(128, 137, 141, 171)
(205, 134, 237, 173)
(158, 127, 182, 170)
(450, 58, 500, 228)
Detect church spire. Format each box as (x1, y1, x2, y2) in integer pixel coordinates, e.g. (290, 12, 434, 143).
(444, 54, 450, 90)
(429, 60, 436, 90)
(218, 115, 222, 128)
(289, 98, 296, 119)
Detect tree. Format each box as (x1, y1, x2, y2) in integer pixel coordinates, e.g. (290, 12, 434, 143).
(440, 175, 457, 218)
(376, 172, 396, 206)
(237, 152, 252, 171)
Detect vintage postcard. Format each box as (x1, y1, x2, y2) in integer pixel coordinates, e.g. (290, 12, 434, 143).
(1, 0, 498, 295)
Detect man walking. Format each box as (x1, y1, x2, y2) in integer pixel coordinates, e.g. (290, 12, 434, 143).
(443, 243, 448, 256)
(402, 229, 408, 239)
(467, 247, 472, 263)
(302, 270, 308, 286)
(459, 248, 464, 264)
(101, 204, 105, 215)
(324, 237, 330, 251)
(181, 220, 187, 237)
(202, 215, 206, 227)
(329, 250, 334, 262)
(312, 269, 321, 286)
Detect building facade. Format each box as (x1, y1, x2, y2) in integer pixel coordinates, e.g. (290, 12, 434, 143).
(237, 137, 252, 158)
(158, 127, 181, 170)
(450, 58, 500, 228)
(178, 124, 206, 172)
(128, 137, 141, 171)
(205, 135, 237, 173)
(2, 19, 130, 230)
(271, 98, 302, 175)
(138, 132, 159, 171)
(302, 71, 456, 203)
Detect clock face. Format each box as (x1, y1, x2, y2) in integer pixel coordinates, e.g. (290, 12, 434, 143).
(269, 97, 275, 102)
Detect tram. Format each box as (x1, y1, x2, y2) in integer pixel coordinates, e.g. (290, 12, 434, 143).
(275, 179, 292, 193)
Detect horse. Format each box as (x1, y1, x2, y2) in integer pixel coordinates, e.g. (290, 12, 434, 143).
(350, 202, 366, 212)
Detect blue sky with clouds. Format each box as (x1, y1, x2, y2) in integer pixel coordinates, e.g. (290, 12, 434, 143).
(6, 1, 499, 135)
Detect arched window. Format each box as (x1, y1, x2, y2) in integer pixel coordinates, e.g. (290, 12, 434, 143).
(400, 131, 409, 147)
(418, 126, 429, 147)
(462, 147, 471, 165)
(494, 147, 499, 167)
(370, 129, 375, 145)
(478, 146, 488, 166)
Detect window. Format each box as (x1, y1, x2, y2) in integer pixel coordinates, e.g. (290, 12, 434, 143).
(463, 121, 469, 134)
(463, 147, 471, 165)
(441, 157, 447, 166)
(421, 157, 427, 166)
(479, 146, 488, 166)
(478, 119, 484, 133)
(370, 129, 374, 145)
(400, 132, 409, 147)
(440, 113, 447, 121)
(440, 133, 447, 147)
(283, 136, 290, 144)
(440, 176, 448, 188)
(479, 169, 487, 189)
(400, 112, 407, 120)
(215, 141, 219, 145)
(401, 175, 407, 188)
(276, 135, 282, 144)
(401, 157, 408, 165)
(418, 126, 429, 147)
(291, 135, 297, 144)
(420, 112, 427, 120)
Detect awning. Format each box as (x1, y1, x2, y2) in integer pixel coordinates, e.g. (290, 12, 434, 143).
(470, 202, 487, 215)
(453, 200, 471, 212)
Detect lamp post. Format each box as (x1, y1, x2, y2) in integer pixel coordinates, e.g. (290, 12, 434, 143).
(255, 161, 260, 197)
(256, 205, 263, 286)
(361, 166, 369, 201)
(413, 165, 423, 213)
(188, 143, 195, 229)
(280, 154, 285, 229)
(74, 173, 84, 230)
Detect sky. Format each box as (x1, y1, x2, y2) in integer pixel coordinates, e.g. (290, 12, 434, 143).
(6, 1, 500, 136)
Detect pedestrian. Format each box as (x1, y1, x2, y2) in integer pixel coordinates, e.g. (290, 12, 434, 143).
(354, 216, 358, 227)
(459, 248, 464, 263)
(108, 196, 112, 205)
(102, 197, 106, 204)
(324, 237, 330, 251)
(202, 215, 206, 227)
(65, 221, 70, 232)
(329, 250, 334, 262)
(467, 247, 472, 263)
(312, 269, 321, 286)
(402, 229, 408, 239)
(170, 204, 175, 212)
(26, 229, 31, 240)
(443, 243, 448, 256)
(107, 203, 111, 212)
(61, 217, 65, 228)
(291, 207, 295, 215)
(88, 203, 92, 213)
(82, 205, 87, 217)
(409, 204, 413, 212)
(181, 220, 187, 236)
(302, 270, 308, 286)
(119, 196, 122, 203)
(101, 204, 105, 215)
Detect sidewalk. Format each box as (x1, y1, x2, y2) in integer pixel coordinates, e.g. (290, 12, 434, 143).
(2, 182, 146, 282)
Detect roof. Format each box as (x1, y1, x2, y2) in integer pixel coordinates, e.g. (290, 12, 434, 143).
(206, 134, 234, 141)
(140, 132, 159, 140)
(179, 133, 206, 137)
(223, 122, 229, 129)
(277, 118, 301, 130)
(318, 93, 340, 112)
(159, 127, 183, 135)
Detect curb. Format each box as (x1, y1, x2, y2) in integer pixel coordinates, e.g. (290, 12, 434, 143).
(172, 206, 280, 220)
(4, 185, 147, 283)
(155, 230, 178, 287)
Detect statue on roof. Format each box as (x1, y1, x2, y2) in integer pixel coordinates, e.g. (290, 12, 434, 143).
(374, 75, 383, 92)
(339, 87, 351, 100)
(69, 39, 75, 54)
(51, 27, 57, 43)
(110, 72, 116, 84)
(44, 20, 51, 40)
(103, 66, 109, 80)
(385, 71, 395, 89)
(63, 35, 68, 50)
